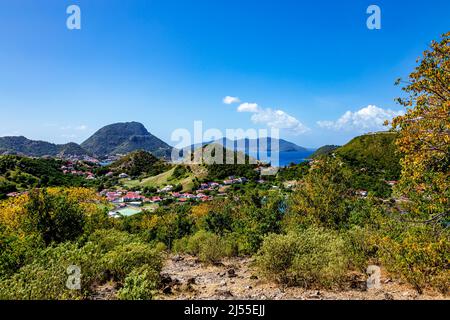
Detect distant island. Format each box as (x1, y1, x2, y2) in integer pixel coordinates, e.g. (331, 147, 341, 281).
(0, 122, 311, 163)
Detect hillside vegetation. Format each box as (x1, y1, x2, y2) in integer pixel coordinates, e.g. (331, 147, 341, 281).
(0, 136, 90, 157)
(122, 166, 200, 192)
(0, 156, 90, 198)
(304, 132, 400, 198)
(109, 150, 169, 178)
(309, 145, 340, 158)
(81, 122, 173, 159)
(336, 132, 400, 178)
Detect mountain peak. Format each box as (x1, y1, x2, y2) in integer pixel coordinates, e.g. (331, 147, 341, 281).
(94, 122, 150, 136)
(81, 122, 172, 158)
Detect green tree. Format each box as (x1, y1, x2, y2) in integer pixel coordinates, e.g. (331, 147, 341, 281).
(289, 158, 354, 229)
(391, 32, 450, 222)
(23, 189, 85, 245)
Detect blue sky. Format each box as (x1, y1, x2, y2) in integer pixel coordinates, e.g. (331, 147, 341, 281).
(0, 0, 449, 148)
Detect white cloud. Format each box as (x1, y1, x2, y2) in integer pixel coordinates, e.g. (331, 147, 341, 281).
(222, 97, 310, 135)
(317, 105, 404, 131)
(223, 96, 240, 105)
(251, 108, 310, 134)
(237, 102, 259, 113)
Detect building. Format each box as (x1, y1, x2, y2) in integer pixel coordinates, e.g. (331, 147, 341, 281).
(122, 192, 144, 202)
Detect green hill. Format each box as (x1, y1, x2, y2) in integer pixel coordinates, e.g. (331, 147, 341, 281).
(309, 145, 340, 158)
(121, 144, 260, 192)
(0, 155, 90, 199)
(57, 142, 92, 157)
(335, 132, 401, 197)
(0, 137, 90, 158)
(122, 165, 200, 192)
(108, 150, 169, 177)
(81, 122, 173, 159)
(336, 132, 400, 179)
(186, 143, 260, 181)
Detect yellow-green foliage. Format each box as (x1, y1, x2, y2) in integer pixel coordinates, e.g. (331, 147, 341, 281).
(102, 242, 163, 281)
(0, 242, 102, 300)
(289, 158, 353, 229)
(173, 230, 237, 264)
(342, 226, 380, 272)
(0, 229, 163, 300)
(378, 225, 449, 294)
(117, 264, 160, 300)
(256, 228, 348, 288)
(391, 32, 450, 221)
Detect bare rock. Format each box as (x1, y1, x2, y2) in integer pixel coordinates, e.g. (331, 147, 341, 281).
(162, 286, 172, 295)
(160, 273, 173, 286)
(308, 291, 321, 299)
(172, 255, 184, 262)
(384, 293, 394, 300)
(215, 289, 234, 298)
(227, 268, 237, 278)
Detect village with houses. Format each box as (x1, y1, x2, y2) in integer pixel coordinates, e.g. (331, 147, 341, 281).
(101, 176, 251, 218)
(3, 152, 401, 217)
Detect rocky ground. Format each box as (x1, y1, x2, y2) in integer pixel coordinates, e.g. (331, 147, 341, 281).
(156, 254, 448, 300)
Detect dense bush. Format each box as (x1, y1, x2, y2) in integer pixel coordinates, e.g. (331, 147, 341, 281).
(87, 229, 141, 253)
(256, 228, 348, 288)
(289, 158, 354, 229)
(173, 230, 237, 264)
(171, 165, 191, 180)
(0, 228, 164, 300)
(378, 225, 449, 294)
(0, 242, 103, 300)
(101, 242, 163, 281)
(117, 264, 160, 300)
(23, 189, 85, 245)
(342, 226, 379, 271)
(0, 230, 43, 280)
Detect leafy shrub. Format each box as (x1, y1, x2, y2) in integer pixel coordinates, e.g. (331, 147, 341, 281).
(342, 226, 379, 271)
(117, 264, 160, 300)
(0, 230, 44, 280)
(378, 225, 449, 294)
(172, 236, 189, 253)
(23, 189, 85, 245)
(172, 230, 231, 264)
(204, 210, 233, 235)
(83, 209, 113, 236)
(139, 208, 193, 247)
(87, 229, 141, 253)
(101, 242, 163, 281)
(185, 230, 213, 255)
(0, 242, 103, 300)
(0, 228, 165, 300)
(256, 228, 348, 288)
(198, 234, 225, 264)
(171, 165, 190, 180)
(221, 234, 239, 257)
(289, 158, 354, 229)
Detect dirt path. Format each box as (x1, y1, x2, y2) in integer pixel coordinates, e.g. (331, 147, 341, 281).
(157, 254, 447, 300)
